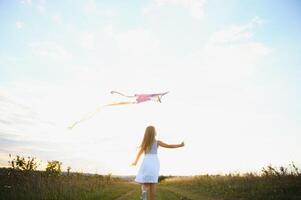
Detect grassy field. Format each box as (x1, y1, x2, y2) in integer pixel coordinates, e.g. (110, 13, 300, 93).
(0, 168, 136, 200)
(1, 167, 301, 200)
(159, 174, 301, 200)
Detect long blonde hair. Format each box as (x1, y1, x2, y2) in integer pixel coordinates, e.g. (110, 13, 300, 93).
(139, 126, 156, 153)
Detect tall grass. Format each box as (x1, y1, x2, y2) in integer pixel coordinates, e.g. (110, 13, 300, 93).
(160, 163, 301, 200)
(0, 168, 132, 200)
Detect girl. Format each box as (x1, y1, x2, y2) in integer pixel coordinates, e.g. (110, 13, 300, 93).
(132, 126, 185, 200)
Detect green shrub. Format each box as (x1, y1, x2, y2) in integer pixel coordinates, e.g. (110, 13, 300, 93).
(46, 160, 62, 176)
(8, 154, 39, 171)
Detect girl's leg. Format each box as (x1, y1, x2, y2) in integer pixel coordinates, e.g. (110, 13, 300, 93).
(141, 183, 147, 191)
(146, 183, 151, 200)
(142, 183, 149, 200)
(149, 183, 157, 200)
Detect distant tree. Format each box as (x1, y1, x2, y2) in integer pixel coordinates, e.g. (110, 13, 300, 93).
(158, 175, 173, 182)
(8, 154, 39, 171)
(46, 160, 62, 176)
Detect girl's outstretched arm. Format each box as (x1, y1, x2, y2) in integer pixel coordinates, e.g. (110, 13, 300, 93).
(131, 148, 143, 166)
(158, 140, 184, 148)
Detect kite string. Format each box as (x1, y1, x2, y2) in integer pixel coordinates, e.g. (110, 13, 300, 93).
(110, 91, 135, 98)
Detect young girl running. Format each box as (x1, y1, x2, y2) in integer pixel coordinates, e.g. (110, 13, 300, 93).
(132, 126, 185, 200)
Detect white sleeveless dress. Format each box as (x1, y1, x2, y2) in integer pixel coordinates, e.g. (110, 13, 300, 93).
(135, 140, 160, 183)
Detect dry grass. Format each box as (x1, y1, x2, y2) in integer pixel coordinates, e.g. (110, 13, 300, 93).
(0, 168, 134, 200)
(160, 165, 301, 200)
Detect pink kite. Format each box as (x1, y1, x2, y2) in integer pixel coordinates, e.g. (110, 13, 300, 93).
(110, 91, 169, 104)
(68, 91, 168, 129)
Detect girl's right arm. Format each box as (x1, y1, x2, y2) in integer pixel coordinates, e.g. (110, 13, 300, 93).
(131, 148, 143, 166)
(157, 140, 184, 148)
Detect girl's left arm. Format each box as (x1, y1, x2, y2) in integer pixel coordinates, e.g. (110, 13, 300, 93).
(131, 148, 143, 166)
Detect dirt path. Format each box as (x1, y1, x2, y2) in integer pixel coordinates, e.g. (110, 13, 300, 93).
(114, 189, 136, 200)
(114, 182, 210, 200)
(158, 187, 195, 200)
(161, 186, 219, 200)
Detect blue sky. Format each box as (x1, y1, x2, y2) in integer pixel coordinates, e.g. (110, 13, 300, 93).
(0, 0, 300, 175)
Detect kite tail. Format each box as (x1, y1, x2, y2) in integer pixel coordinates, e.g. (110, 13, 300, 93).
(68, 102, 136, 129)
(68, 106, 103, 129)
(105, 102, 136, 106)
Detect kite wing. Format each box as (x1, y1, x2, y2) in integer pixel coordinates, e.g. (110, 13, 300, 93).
(135, 92, 169, 103)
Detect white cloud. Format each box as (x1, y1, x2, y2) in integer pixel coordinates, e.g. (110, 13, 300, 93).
(83, 0, 97, 14)
(103, 24, 114, 36)
(153, 0, 206, 19)
(16, 21, 24, 29)
(80, 32, 95, 50)
(20, 0, 46, 13)
(114, 29, 159, 58)
(34, 0, 47, 13)
(210, 16, 265, 44)
(29, 41, 72, 60)
(37, 5, 46, 13)
(187, 17, 271, 85)
(20, 0, 32, 5)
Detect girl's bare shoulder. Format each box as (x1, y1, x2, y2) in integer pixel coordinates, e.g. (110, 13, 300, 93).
(157, 140, 168, 147)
